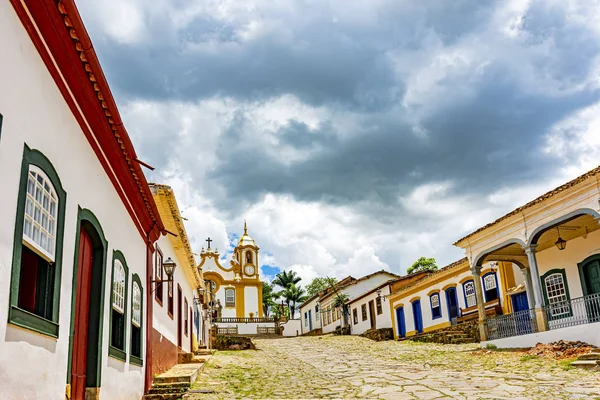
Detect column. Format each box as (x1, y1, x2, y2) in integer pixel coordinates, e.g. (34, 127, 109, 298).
(470, 265, 488, 341)
(524, 245, 547, 332)
(520, 267, 535, 310)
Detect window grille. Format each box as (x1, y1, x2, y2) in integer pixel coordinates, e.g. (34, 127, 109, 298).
(464, 281, 476, 308)
(132, 282, 141, 327)
(112, 260, 126, 313)
(545, 273, 569, 316)
(484, 274, 497, 291)
(23, 166, 58, 260)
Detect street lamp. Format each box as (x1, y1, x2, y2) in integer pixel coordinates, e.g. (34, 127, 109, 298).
(555, 227, 567, 251)
(151, 257, 176, 292)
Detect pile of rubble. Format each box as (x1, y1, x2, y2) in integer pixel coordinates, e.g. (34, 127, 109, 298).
(526, 340, 596, 360)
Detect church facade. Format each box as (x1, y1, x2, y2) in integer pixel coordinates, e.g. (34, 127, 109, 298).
(201, 224, 264, 320)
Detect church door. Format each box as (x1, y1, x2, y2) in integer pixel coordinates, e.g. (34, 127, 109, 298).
(71, 229, 93, 400)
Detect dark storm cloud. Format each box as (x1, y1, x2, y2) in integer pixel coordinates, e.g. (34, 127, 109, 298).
(78, 0, 600, 226)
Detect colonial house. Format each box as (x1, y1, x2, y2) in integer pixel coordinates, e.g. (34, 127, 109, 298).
(454, 166, 600, 348)
(300, 293, 322, 335)
(149, 184, 205, 376)
(347, 272, 428, 336)
(388, 259, 519, 339)
(0, 1, 167, 399)
(320, 271, 401, 334)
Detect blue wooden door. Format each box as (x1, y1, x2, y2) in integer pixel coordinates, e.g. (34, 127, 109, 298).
(395, 307, 406, 338)
(445, 288, 458, 324)
(511, 292, 529, 312)
(412, 300, 423, 334)
(308, 310, 313, 331)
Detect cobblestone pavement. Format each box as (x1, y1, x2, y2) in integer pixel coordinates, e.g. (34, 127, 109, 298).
(187, 335, 600, 400)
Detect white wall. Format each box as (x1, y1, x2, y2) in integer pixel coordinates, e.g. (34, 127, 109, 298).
(348, 286, 393, 335)
(321, 273, 397, 334)
(281, 319, 302, 337)
(300, 296, 321, 334)
(536, 229, 600, 300)
(215, 322, 276, 335)
(483, 322, 600, 348)
(244, 286, 259, 317)
(152, 236, 198, 353)
(0, 3, 148, 398)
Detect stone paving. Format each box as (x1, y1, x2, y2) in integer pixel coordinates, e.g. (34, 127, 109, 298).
(187, 335, 600, 399)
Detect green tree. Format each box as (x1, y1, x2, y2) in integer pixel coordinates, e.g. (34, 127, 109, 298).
(280, 284, 307, 319)
(306, 277, 337, 296)
(262, 282, 279, 317)
(272, 270, 301, 291)
(407, 257, 438, 274)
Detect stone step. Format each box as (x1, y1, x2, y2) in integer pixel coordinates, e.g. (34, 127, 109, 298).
(577, 353, 600, 361)
(143, 394, 188, 400)
(194, 349, 214, 356)
(154, 363, 204, 385)
(571, 360, 600, 370)
(148, 382, 190, 395)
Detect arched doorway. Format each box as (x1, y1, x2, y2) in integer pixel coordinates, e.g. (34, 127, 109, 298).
(67, 208, 107, 400)
(411, 300, 423, 334)
(445, 287, 459, 324)
(579, 255, 600, 297)
(395, 307, 406, 338)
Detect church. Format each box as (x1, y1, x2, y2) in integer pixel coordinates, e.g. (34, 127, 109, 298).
(200, 223, 264, 320)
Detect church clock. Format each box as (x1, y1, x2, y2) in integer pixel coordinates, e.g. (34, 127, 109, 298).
(244, 265, 255, 276)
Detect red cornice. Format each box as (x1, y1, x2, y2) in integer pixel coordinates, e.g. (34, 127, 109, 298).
(9, 0, 165, 243)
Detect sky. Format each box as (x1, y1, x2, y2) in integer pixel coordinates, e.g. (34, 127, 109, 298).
(77, 0, 600, 285)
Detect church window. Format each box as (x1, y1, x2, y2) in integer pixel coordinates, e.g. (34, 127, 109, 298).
(482, 273, 499, 302)
(463, 281, 477, 308)
(155, 245, 163, 305)
(130, 275, 143, 365)
(110, 252, 129, 361)
(376, 297, 383, 315)
(8, 147, 66, 338)
(246, 251, 252, 264)
(225, 289, 235, 307)
(353, 308, 358, 325)
(184, 298, 189, 336)
(361, 304, 367, 321)
(430, 293, 441, 319)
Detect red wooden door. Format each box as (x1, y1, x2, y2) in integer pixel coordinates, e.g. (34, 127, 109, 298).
(190, 309, 193, 350)
(177, 285, 182, 348)
(71, 229, 93, 400)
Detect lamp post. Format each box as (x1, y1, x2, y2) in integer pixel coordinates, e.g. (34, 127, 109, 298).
(151, 257, 176, 293)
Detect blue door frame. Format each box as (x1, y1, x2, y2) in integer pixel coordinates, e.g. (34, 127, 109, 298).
(511, 292, 529, 312)
(412, 300, 423, 334)
(395, 307, 406, 338)
(308, 310, 313, 331)
(445, 287, 459, 324)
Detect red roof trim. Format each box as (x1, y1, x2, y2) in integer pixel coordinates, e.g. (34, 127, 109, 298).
(10, 0, 164, 243)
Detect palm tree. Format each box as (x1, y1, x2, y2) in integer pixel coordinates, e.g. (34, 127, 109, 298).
(262, 282, 279, 317)
(272, 270, 301, 290)
(280, 284, 307, 319)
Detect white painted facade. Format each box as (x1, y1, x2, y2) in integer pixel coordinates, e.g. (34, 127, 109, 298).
(483, 321, 600, 348)
(300, 295, 322, 334)
(321, 272, 399, 334)
(281, 319, 302, 337)
(0, 3, 151, 398)
(244, 286, 260, 318)
(348, 285, 393, 335)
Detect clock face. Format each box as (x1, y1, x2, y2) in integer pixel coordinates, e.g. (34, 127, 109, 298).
(245, 265, 255, 276)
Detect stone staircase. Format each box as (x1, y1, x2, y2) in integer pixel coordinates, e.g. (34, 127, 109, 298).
(571, 348, 600, 370)
(143, 350, 214, 400)
(408, 322, 480, 345)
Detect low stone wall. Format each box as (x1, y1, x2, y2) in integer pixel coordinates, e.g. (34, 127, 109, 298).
(410, 321, 480, 344)
(361, 328, 394, 341)
(213, 335, 256, 350)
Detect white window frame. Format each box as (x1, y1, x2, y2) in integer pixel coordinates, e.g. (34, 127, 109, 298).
(113, 260, 126, 314)
(464, 281, 476, 308)
(431, 293, 440, 309)
(484, 274, 497, 291)
(225, 288, 235, 306)
(545, 273, 569, 317)
(23, 165, 58, 261)
(132, 282, 142, 327)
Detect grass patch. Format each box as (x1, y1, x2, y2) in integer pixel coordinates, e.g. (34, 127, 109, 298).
(486, 344, 497, 350)
(520, 355, 540, 362)
(557, 358, 576, 371)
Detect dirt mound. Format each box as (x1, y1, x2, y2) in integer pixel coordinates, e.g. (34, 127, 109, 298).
(526, 340, 596, 360)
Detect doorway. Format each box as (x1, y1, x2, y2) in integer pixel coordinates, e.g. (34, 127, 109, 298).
(395, 307, 406, 338)
(511, 291, 533, 335)
(511, 292, 529, 312)
(412, 300, 423, 334)
(308, 310, 313, 331)
(177, 285, 183, 348)
(68, 210, 107, 400)
(580, 256, 600, 323)
(368, 300, 376, 329)
(445, 288, 459, 324)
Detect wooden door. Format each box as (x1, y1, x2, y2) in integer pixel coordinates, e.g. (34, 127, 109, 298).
(71, 229, 93, 400)
(368, 300, 376, 329)
(584, 260, 600, 295)
(395, 307, 406, 338)
(190, 309, 193, 351)
(445, 288, 458, 324)
(177, 285, 182, 348)
(412, 300, 423, 334)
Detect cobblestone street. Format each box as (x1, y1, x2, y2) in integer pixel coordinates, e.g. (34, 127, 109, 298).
(188, 335, 600, 400)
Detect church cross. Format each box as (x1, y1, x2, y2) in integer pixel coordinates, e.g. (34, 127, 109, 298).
(206, 237, 212, 249)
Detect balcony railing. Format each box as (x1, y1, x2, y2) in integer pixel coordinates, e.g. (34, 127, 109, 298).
(485, 309, 538, 341)
(214, 317, 278, 323)
(545, 293, 600, 331)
